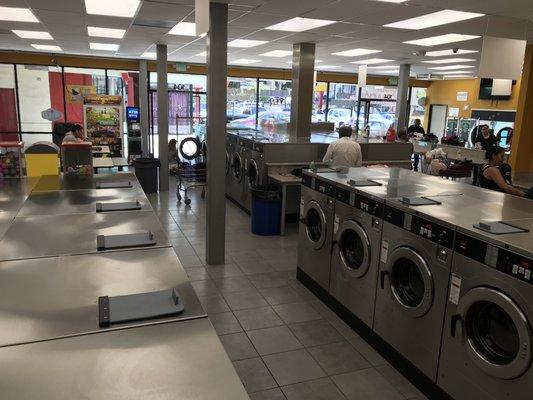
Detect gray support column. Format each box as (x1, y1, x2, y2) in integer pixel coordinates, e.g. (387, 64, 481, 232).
(205, 2, 228, 265)
(157, 44, 169, 191)
(395, 64, 411, 131)
(139, 60, 150, 156)
(289, 42, 315, 139)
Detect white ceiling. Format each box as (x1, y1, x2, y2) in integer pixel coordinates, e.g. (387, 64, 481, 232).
(1, 0, 532, 77)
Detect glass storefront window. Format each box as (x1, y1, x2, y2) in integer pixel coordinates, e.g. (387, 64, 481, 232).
(327, 83, 358, 128)
(257, 79, 291, 131)
(312, 82, 327, 122)
(0, 64, 18, 140)
(409, 87, 427, 127)
(360, 85, 397, 101)
(16, 65, 63, 146)
(63, 67, 106, 125)
(227, 77, 257, 124)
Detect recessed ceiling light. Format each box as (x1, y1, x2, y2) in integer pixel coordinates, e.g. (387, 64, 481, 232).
(386, 10, 484, 30)
(0, 6, 39, 22)
(426, 49, 479, 57)
(231, 59, 260, 64)
(228, 39, 267, 48)
(377, 70, 400, 74)
(31, 44, 62, 51)
(351, 58, 394, 64)
(265, 17, 336, 32)
(287, 59, 322, 64)
(317, 65, 339, 69)
(405, 34, 480, 47)
(373, 0, 407, 3)
(196, 51, 207, 57)
(433, 70, 475, 75)
(168, 22, 198, 36)
(90, 42, 120, 51)
(332, 48, 381, 57)
(12, 30, 53, 40)
(368, 65, 399, 69)
(140, 52, 156, 58)
(88, 26, 126, 39)
(84, 0, 140, 18)
(260, 50, 292, 57)
(422, 58, 476, 64)
(428, 65, 476, 70)
(444, 74, 475, 79)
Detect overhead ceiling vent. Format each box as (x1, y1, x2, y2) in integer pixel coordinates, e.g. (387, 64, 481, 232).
(133, 19, 175, 29)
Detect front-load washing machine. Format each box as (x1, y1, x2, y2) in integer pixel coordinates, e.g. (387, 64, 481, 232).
(297, 170, 336, 291)
(438, 218, 533, 400)
(328, 170, 462, 330)
(229, 139, 246, 206)
(373, 198, 455, 381)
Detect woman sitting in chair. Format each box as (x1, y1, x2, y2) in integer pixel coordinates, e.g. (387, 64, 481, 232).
(479, 146, 532, 198)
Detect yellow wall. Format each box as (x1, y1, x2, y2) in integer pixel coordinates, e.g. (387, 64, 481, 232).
(424, 78, 521, 130)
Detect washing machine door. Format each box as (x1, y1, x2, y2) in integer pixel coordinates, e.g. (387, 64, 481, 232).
(303, 200, 327, 250)
(385, 247, 434, 318)
(248, 158, 260, 186)
(335, 220, 371, 278)
(454, 287, 532, 380)
(232, 153, 243, 182)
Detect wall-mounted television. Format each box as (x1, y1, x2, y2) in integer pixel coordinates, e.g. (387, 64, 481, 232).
(478, 78, 515, 101)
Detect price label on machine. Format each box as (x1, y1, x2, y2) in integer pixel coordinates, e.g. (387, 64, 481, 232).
(449, 273, 462, 305)
(380, 240, 389, 263)
(334, 215, 340, 234)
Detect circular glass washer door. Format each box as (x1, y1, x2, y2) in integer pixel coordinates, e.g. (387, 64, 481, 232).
(248, 158, 260, 186)
(386, 247, 434, 318)
(303, 200, 327, 250)
(335, 220, 371, 278)
(458, 287, 532, 380)
(232, 153, 243, 182)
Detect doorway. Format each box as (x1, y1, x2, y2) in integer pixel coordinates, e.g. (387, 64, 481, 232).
(428, 104, 448, 139)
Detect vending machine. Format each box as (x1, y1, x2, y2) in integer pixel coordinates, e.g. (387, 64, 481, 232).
(126, 106, 142, 162)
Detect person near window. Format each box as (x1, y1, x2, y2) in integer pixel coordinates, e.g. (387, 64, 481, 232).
(407, 119, 425, 171)
(479, 146, 532, 198)
(168, 139, 178, 163)
(474, 124, 498, 150)
(322, 125, 362, 169)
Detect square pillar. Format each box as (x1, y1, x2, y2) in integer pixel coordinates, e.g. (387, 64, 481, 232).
(139, 60, 150, 156)
(395, 64, 410, 130)
(157, 44, 169, 191)
(205, 2, 228, 265)
(289, 42, 315, 139)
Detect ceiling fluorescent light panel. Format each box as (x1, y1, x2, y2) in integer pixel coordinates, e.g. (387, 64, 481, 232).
(168, 22, 197, 36)
(422, 58, 476, 64)
(228, 39, 267, 48)
(31, 44, 62, 51)
(428, 65, 476, 70)
(232, 59, 260, 64)
(332, 48, 381, 57)
(85, 0, 141, 18)
(386, 10, 484, 30)
(265, 17, 336, 32)
(405, 34, 480, 47)
(0, 6, 39, 22)
(261, 50, 293, 57)
(12, 30, 53, 40)
(351, 58, 394, 64)
(90, 42, 120, 51)
(88, 27, 126, 39)
(141, 52, 156, 58)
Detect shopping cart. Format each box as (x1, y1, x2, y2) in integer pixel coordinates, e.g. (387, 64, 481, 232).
(175, 137, 207, 205)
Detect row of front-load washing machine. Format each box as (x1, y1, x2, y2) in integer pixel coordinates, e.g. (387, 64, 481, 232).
(297, 166, 533, 400)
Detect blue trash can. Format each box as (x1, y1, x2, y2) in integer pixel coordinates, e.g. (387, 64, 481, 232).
(251, 185, 281, 236)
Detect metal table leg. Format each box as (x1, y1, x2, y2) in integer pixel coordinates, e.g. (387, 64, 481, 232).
(280, 184, 286, 236)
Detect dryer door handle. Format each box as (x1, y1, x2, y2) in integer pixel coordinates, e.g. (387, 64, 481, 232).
(451, 314, 462, 338)
(300, 218, 308, 226)
(380, 270, 389, 289)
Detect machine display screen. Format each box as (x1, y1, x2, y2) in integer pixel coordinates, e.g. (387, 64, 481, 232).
(355, 195, 383, 218)
(410, 216, 454, 249)
(497, 249, 533, 284)
(126, 107, 140, 123)
(314, 178, 335, 197)
(336, 187, 350, 205)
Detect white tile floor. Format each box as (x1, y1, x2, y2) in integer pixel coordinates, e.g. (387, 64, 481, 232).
(147, 179, 428, 400)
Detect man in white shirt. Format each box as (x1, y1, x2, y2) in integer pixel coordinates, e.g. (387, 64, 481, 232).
(322, 125, 362, 169)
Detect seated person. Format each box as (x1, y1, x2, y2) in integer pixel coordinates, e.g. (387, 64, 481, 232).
(479, 146, 532, 198)
(322, 125, 362, 169)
